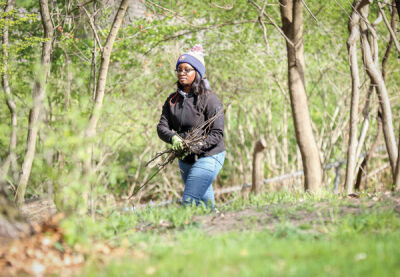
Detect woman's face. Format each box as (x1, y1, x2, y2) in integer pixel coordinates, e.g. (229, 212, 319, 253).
(177, 63, 196, 87)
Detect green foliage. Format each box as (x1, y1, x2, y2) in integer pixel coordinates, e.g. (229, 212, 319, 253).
(1, 1, 398, 274)
(0, 0, 399, 209)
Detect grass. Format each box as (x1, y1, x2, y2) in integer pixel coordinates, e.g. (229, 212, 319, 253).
(63, 192, 400, 276)
(82, 231, 400, 276)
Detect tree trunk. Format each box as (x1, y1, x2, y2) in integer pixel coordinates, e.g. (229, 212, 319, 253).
(355, 112, 383, 191)
(251, 138, 267, 195)
(355, 2, 397, 191)
(63, 48, 72, 110)
(382, 2, 397, 81)
(82, 0, 129, 209)
(394, 123, 400, 190)
(279, 0, 322, 192)
(0, 180, 30, 238)
(359, 3, 397, 177)
(0, 0, 18, 183)
(15, 0, 54, 205)
(91, 0, 98, 100)
(344, 0, 364, 195)
(392, 1, 400, 190)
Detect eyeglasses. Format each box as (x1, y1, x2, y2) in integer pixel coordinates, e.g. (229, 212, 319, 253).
(176, 68, 195, 74)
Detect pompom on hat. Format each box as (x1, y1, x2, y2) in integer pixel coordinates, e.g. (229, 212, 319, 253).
(176, 44, 206, 79)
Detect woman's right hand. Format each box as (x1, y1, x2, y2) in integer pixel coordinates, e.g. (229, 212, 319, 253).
(171, 135, 184, 152)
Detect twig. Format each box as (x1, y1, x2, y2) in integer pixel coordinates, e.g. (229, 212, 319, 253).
(81, 5, 103, 52)
(248, 0, 294, 47)
(210, 2, 234, 10)
(145, 0, 195, 27)
(145, 149, 173, 167)
(301, 0, 319, 24)
(128, 152, 176, 199)
(70, 0, 96, 13)
(258, 0, 271, 53)
(145, 20, 257, 55)
(377, 0, 400, 55)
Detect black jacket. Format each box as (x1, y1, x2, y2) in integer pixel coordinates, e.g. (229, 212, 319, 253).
(157, 90, 225, 163)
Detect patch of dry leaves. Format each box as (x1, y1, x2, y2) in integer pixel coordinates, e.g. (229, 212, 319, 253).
(0, 214, 125, 277)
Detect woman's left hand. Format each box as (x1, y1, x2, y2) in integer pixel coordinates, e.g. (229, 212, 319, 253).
(189, 141, 206, 155)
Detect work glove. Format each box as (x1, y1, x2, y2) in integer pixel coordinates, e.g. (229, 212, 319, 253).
(171, 135, 184, 152)
(189, 141, 206, 155)
(171, 135, 188, 160)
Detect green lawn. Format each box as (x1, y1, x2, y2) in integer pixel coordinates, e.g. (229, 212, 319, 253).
(83, 231, 400, 277)
(67, 192, 400, 276)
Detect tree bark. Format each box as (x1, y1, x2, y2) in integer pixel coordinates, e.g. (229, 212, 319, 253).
(15, 0, 54, 205)
(344, 0, 364, 195)
(382, 3, 399, 190)
(355, 112, 383, 191)
(279, 0, 322, 192)
(382, 1, 397, 81)
(0, 180, 30, 238)
(355, 1, 397, 191)
(251, 138, 267, 195)
(0, 0, 18, 183)
(394, 0, 400, 29)
(394, 123, 400, 190)
(82, 0, 129, 209)
(63, 48, 72, 110)
(359, 3, 398, 178)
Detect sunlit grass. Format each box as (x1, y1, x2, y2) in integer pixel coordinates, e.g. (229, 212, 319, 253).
(61, 192, 400, 276)
(83, 230, 400, 276)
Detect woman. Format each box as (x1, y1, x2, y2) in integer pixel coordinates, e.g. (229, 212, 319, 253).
(157, 45, 225, 209)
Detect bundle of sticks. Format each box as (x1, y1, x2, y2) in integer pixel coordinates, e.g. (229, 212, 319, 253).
(128, 109, 224, 199)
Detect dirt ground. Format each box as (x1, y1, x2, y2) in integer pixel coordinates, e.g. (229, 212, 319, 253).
(13, 193, 400, 236)
(191, 194, 400, 235)
(130, 192, 400, 234)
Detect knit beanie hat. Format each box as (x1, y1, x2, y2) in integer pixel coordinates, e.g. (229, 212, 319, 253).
(176, 44, 206, 79)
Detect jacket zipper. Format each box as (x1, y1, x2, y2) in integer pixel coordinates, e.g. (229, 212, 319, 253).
(178, 96, 186, 133)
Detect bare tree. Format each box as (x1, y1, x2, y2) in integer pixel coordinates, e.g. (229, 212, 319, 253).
(15, 0, 54, 205)
(345, 0, 398, 193)
(391, 0, 400, 191)
(81, 0, 100, 100)
(359, 3, 397, 177)
(279, 0, 322, 192)
(394, 124, 400, 190)
(82, 0, 130, 209)
(0, 0, 18, 183)
(344, 0, 365, 194)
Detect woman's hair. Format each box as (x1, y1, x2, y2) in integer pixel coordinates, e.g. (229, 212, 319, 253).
(177, 71, 210, 111)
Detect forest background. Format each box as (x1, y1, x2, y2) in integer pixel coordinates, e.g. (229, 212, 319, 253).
(2, 0, 398, 208)
(0, 0, 400, 275)
(0, 0, 398, 208)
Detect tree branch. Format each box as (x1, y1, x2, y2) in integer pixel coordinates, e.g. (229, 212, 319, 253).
(145, 20, 258, 55)
(81, 5, 103, 52)
(248, 0, 294, 47)
(377, 0, 400, 55)
(301, 0, 319, 23)
(258, 0, 271, 53)
(146, 0, 195, 27)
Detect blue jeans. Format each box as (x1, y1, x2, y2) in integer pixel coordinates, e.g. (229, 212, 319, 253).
(178, 151, 225, 209)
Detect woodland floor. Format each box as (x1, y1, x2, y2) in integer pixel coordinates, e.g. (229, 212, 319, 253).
(7, 192, 400, 237)
(1, 192, 400, 276)
(134, 192, 400, 235)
